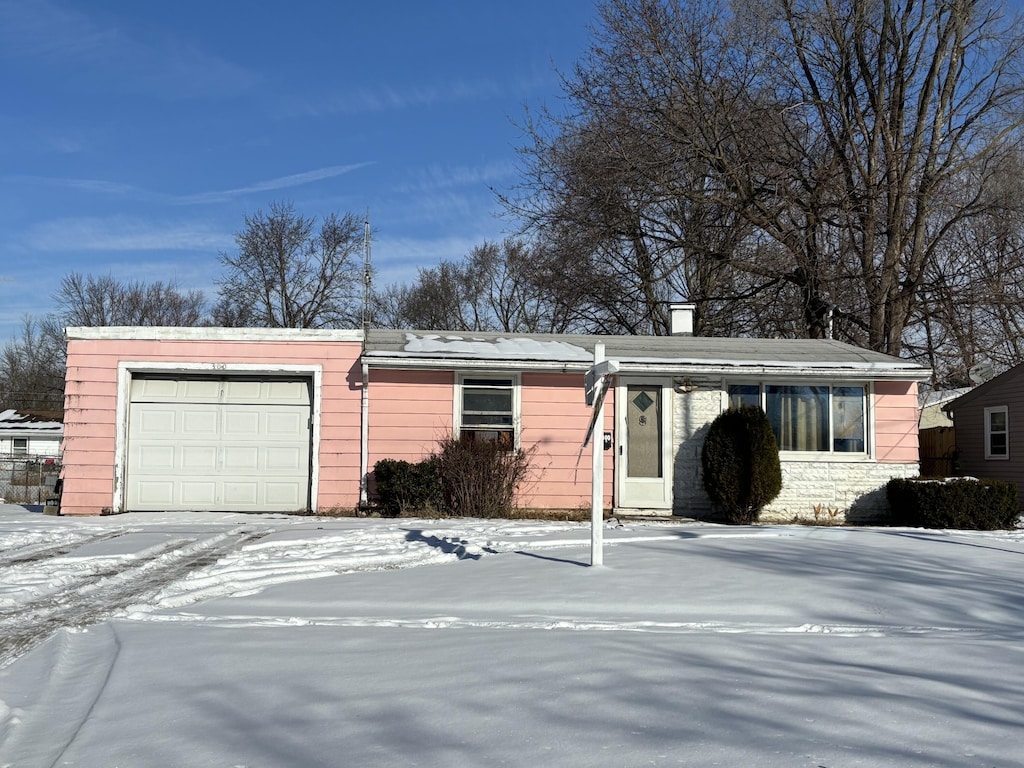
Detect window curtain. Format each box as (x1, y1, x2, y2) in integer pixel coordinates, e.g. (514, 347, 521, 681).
(766, 386, 828, 451)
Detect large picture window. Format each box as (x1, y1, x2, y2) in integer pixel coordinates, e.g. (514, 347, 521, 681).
(728, 383, 866, 454)
(458, 376, 517, 448)
(984, 406, 1008, 460)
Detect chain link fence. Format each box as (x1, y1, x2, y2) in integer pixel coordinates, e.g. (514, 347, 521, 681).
(0, 455, 61, 506)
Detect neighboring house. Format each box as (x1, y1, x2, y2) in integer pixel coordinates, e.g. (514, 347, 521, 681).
(945, 362, 1024, 502)
(917, 388, 970, 477)
(0, 409, 63, 458)
(60, 315, 929, 521)
(919, 388, 971, 429)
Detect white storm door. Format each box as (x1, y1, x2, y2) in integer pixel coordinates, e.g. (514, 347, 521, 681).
(616, 380, 673, 509)
(126, 376, 312, 512)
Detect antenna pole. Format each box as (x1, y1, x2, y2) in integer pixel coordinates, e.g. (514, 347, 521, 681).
(362, 210, 372, 333)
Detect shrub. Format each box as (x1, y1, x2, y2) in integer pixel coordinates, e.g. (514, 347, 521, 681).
(436, 434, 534, 518)
(701, 405, 782, 524)
(372, 457, 443, 516)
(886, 477, 1020, 530)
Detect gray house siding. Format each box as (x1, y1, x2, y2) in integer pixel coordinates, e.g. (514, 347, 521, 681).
(947, 364, 1024, 503)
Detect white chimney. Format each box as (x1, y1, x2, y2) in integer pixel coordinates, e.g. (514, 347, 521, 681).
(669, 302, 695, 336)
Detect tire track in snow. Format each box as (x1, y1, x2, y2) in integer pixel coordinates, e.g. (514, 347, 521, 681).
(0, 527, 269, 669)
(0, 530, 127, 567)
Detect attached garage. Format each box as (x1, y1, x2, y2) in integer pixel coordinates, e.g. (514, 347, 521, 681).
(126, 375, 313, 512)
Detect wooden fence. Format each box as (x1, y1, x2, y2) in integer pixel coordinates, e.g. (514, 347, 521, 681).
(919, 426, 956, 477)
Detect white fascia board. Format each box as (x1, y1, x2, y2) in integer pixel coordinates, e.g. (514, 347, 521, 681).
(365, 354, 929, 381)
(65, 326, 364, 343)
(613, 359, 931, 381)
(363, 354, 593, 373)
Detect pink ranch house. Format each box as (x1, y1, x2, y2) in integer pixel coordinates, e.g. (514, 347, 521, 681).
(61, 313, 928, 522)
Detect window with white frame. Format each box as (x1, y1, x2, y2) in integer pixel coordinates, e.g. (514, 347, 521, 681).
(12, 438, 28, 456)
(984, 406, 1008, 460)
(458, 375, 517, 448)
(728, 383, 867, 454)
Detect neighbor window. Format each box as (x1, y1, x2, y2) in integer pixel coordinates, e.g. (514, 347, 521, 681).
(728, 383, 867, 454)
(12, 438, 27, 456)
(984, 406, 1008, 460)
(458, 376, 517, 448)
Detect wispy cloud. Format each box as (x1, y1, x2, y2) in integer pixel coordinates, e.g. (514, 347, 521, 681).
(291, 78, 503, 117)
(24, 216, 234, 253)
(0, 0, 116, 61)
(7, 163, 374, 206)
(0, 0, 256, 99)
(173, 163, 375, 205)
(398, 161, 517, 194)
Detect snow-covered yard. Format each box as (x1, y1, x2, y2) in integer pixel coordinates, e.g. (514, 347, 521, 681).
(1, 503, 1023, 767)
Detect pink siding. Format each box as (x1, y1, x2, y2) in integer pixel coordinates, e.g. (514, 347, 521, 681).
(874, 380, 920, 463)
(61, 337, 363, 515)
(367, 369, 454, 466)
(365, 369, 613, 511)
(519, 372, 613, 510)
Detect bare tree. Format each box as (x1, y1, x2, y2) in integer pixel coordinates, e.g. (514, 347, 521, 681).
(907, 150, 1024, 384)
(371, 239, 575, 333)
(214, 202, 364, 329)
(1, 274, 208, 417)
(505, 0, 1024, 353)
(0, 317, 65, 413)
(55, 272, 207, 327)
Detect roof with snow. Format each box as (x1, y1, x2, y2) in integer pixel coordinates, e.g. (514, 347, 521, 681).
(0, 409, 64, 435)
(363, 330, 930, 380)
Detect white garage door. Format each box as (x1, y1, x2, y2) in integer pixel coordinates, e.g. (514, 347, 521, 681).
(126, 376, 312, 512)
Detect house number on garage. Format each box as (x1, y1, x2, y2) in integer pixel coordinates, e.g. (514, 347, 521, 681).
(211, 363, 227, 370)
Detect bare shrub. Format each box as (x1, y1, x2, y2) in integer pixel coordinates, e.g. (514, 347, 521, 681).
(436, 435, 535, 518)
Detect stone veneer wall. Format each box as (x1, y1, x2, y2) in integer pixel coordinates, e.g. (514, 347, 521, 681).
(670, 385, 919, 524)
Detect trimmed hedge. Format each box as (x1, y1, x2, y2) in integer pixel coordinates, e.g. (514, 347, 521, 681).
(886, 477, 1020, 530)
(372, 457, 443, 517)
(701, 405, 782, 524)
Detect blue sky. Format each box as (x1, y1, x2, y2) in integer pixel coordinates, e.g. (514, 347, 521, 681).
(0, 0, 599, 344)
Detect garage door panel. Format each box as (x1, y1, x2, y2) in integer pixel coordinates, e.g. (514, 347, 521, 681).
(223, 482, 259, 506)
(137, 409, 177, 435)
(133, 378, 179, 400)
(221, 379, 311, 404)
(265, 446, 304, 472)
(135, 480, 175, 506)
(222, 445, 260, 470)
(182, 407, 219, 435)
(181, 379, 222, 401)
(180, 481, 217, 505)
(136, 445, 176, 471)
(265, 482, 302, 506)
(223, 410, 261, 437)
(181, 445, 218, 470)
(126, 376, 312, 512)
(266, 410, 307, 436)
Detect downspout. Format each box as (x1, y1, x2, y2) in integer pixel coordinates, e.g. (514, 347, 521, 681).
(359, 360, 370, 510)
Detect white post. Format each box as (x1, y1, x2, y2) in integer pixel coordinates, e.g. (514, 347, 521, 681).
(591, 343, 605, 566)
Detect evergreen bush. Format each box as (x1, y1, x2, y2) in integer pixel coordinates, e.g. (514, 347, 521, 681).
(372, 457, 443, 516)
(701, 405, 782, 524)
(886, 477, 1020, 529)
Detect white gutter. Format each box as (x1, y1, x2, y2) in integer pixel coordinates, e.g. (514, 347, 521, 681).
(362, 355, 930, 381)
(359, 360, 370, 510)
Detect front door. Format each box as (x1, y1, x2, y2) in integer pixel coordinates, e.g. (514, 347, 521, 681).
(616, 380, 673, 509)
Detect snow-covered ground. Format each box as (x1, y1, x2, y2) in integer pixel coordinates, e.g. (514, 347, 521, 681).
(1, 504, 1023, 767)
